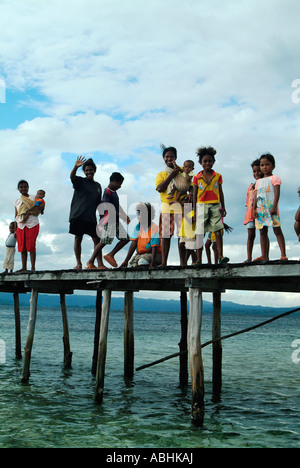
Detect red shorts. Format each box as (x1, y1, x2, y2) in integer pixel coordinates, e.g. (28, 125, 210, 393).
(16, 225, 40, 253)
(159, 212, 183, 238)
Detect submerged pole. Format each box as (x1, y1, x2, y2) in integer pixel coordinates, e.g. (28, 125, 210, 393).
(21, 289, 38, 383)
(60, 293, 73, 368)
(179, 291, 188, 386)
(212, 291, 222, 396)
(124, 291, 134, 379)
(95, 289, 111, 403)
(92, 290, 102, 375)
(188, 287, 204, 426)
(13, 293, 22, 360)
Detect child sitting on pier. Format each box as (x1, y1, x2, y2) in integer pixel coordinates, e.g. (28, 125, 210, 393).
(120, 202, 162, 268)
(86, 172, 130, 269)
(192, 146, 229, 265)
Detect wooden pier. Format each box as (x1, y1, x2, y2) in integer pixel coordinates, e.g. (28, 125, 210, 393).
(1, 261, 299, 426)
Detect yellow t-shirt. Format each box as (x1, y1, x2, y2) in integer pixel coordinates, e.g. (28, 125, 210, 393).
(156, 170, 185, 214)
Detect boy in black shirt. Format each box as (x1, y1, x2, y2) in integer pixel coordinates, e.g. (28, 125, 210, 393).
(86, 172, 130, 269)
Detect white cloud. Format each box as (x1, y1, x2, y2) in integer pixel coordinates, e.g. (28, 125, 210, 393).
(0, 0, 299, 306)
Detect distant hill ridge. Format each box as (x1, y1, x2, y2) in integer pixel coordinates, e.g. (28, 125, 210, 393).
(0, 292, 294, 316)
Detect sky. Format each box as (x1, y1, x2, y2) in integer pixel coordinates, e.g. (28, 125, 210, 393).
(0, 0, 299, 308)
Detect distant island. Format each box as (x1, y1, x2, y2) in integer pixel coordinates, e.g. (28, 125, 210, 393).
(0, 292, 296, 316)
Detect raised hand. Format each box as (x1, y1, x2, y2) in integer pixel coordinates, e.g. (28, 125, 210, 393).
(74, 155, 87, 168)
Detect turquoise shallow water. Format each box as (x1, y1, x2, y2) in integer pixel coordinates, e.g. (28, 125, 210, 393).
(0, 300, 299, 448)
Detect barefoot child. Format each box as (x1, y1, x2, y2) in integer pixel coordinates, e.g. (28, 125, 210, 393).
(120, 202, 162, 268)
(14, 180, 40, 272)
(178, 202, 197, 265)
(243, 160, 264, 262)
(192, 146, 229, 264)
(156, 145, 186, 266)
(253, 153, 287, 261)
(2, 222, 17, 273)
(86, 172, 130, 269)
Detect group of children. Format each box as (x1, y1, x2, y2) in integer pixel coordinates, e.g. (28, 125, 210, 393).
(83, 146, 297, 271)
(3, 147, 299, 273)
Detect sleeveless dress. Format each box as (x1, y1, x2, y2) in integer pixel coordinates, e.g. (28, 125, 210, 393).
(255, 175, 281, 229)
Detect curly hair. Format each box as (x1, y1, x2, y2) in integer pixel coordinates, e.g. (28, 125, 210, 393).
(196, 146, 217, 163)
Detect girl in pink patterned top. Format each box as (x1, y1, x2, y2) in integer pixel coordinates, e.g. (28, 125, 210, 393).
(253, 153, 287, 262)
(243, 159, 265, 262)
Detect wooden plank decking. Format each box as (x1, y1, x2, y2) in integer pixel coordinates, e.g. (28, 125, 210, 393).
(0, 260, 299, 294)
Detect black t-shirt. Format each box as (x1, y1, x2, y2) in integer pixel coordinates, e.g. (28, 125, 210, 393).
(69, 176, 102, 224)
(100, 187, 120, 222)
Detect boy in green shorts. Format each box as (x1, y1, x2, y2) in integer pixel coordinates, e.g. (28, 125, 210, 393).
(192, 146, 229, 265)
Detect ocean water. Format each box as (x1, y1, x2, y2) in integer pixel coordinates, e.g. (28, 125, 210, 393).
(0, 299, 299, 449)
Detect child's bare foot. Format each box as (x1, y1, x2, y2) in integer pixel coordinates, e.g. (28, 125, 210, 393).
(86, 262, 109, 270)
(85, 262, 98, 270)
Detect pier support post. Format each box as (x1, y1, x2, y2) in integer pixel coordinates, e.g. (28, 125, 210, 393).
(21, 289, 38, 383)
(179, 291, 188, 386)
(13, 293, 22, 360)
(124, 291, 134, 379)
(60, 293, 73, 368)
(212, 291, 222, 397)
(188, 287, 204, 426)
(92, 290, 102, 375)
(95, 289, 111, 403)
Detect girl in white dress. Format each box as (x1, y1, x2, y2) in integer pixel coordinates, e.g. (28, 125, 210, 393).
(253, 153, 287, 262)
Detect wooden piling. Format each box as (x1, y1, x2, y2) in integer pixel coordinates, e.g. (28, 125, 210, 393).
(60, 293, 72, 368)
(212, 291, 222, 396)
(21, 289, 38, 383)
(124, 291, 134, 379)
(92, 290, 102, 375)
(95, 289, 111, 403)
(179, 291, 188, 386)
(13, 293, 22, 360)
(188, 287, 204, 426)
